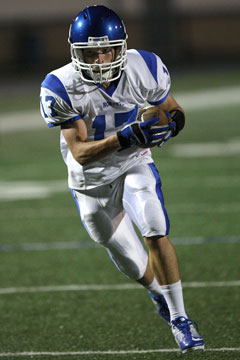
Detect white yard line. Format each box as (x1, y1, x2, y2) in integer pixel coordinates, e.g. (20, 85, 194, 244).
(0, 347, 239, 357)
(0, 280, 239, 295)
(171, 138, 240, 157)
(1, 173, 240, 203)
(0, 110, 46, 133)
(1, 178, 240, 202)
(174, 85, 240, 111)
(168, 202, 240, 214)
(0, 180, 68, 201)
(0, 236, 239, 253)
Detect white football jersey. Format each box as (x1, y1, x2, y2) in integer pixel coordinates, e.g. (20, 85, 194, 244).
(40, 49, 171, 190)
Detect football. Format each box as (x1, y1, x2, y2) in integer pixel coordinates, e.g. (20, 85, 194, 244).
(138, 105, 170, 126)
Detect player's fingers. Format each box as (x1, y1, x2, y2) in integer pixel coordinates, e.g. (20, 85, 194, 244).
(164, 130, 172, 141)
(157, 141, 164, 148)
(150, 132, 168, 140)
(150, 125, 170, 133)
(157, 130, 172, 147)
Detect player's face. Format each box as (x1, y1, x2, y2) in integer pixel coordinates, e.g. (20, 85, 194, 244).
(83, 47, 115, 67)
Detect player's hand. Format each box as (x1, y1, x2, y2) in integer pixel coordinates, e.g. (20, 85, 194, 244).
(117, 117, 171, 148)
(157, 120, 176, 148)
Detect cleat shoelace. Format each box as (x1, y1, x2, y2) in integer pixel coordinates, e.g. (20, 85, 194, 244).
(173, 318, 200, 338)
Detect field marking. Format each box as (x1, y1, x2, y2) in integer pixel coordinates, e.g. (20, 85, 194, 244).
(0, 110, 46, 133)
(0, 236, 239, 253)
(170, 138, 240, 157)
(0, 180, 67, 201)
(175, 85, 240, 111)
(168, 202, 240, 214)
(1, 178, 240, 202)
(1, 85, 240, 134)
(172, 235, 240, 245)
(0, 347, 239, 357)
(0, 280, 239, 295)
(0, 240, 100, 252)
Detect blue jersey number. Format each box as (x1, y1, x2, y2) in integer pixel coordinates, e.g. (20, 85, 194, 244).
(93, 106, 137, 140)
(40, 95, 58, 118)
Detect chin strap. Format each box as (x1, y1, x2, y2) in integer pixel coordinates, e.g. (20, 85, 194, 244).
(169, 109, 185, 137)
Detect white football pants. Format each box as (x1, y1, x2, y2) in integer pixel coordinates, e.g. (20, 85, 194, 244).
(72, 162, 169, 280)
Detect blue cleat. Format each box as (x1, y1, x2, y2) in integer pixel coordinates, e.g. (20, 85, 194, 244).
(148, 291, 171, 325)
(171, 316, 205, 353)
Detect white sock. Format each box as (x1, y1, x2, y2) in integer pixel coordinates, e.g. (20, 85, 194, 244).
(161, 280, 187, 321)
(144, 278, 163, 296)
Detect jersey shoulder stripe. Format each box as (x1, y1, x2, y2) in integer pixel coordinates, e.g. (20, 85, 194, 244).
(148, 90, 169, 105)
(136, 50, 158, 85)
(47, 115, 82, 128)
(41, 74, 72, 108)
(126, 49, 171, 104)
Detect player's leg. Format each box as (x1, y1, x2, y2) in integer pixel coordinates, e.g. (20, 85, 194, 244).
(106, 208, 171, 324)
(105, 210, 149, 281)
(72, 184, 148, 279)
(122, 163, 186, 315)
(145, 235, 180, 285)
(71, 185, 170, 323)
(144, 234, 186, 319)
(137, 257, 171, 325)
(123, 162, 204, 352)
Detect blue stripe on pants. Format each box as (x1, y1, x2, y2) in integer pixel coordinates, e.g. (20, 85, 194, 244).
(148, 163, 170, 235)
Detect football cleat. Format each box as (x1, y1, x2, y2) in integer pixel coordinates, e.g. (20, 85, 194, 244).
(171, 316, 205, 353)
(148, 291, 171, 325)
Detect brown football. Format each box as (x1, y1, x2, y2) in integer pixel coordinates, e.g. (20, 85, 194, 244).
(139, 105, 169, 126)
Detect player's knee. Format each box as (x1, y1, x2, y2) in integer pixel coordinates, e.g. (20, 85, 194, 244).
(142, 199, 169, 236)
(82, 211, 114, 245)
(144, 235, 169, 248)
(125, 261, 146, 280)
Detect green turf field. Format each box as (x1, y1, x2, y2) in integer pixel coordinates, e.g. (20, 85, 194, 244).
(0, 68, 240, 359)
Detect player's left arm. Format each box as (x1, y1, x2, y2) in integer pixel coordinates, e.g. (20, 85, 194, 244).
(158, 94, 185, 137)
(147, 54, 185, 138)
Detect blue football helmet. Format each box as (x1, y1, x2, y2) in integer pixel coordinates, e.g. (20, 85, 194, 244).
(68, 5, 128, 84)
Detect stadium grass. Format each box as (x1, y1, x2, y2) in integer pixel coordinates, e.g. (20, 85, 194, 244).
(0, 242, 239, 286)
(0, 69, 240, 359)
(0, 243, 239, 359)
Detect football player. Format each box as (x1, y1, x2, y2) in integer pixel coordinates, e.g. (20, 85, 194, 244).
(40, 5, 204, 353)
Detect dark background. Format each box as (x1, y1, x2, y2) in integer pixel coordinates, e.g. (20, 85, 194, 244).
(1, 0, 240, 81)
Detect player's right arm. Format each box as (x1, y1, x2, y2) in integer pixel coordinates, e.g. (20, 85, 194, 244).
(40, 80, 121, 165)
(61, 120, 120, 166)
(62, 116, 170, 165)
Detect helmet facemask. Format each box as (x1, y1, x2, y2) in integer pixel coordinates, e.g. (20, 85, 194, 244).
(69, 35, 127, 84)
